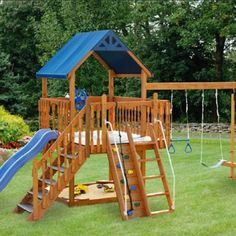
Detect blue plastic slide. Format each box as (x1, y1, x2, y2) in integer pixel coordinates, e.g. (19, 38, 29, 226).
(0, 129, 58, 192)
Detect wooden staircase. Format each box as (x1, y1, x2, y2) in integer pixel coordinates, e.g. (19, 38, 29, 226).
(14, 110, 88, 221)
(106, 124, 174, 220)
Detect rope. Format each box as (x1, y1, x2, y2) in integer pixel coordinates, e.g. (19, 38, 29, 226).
(200, 90, 225, 168)
(105, 120, 128, 216)
(215, 89, 224, 160)
(185, 90, 190, 140)
(200, 90, 205, 164)
(115, 102, 133, 214)
(170, 90, 174, 140)
(155, 119, 175, 210)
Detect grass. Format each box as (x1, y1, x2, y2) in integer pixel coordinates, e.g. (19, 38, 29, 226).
(1, 138, 236, 236)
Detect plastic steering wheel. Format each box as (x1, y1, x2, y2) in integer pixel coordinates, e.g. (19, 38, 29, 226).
(75, 88, 87, 111)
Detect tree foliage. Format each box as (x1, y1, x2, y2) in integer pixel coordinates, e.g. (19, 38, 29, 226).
(0, 0, 235, 123)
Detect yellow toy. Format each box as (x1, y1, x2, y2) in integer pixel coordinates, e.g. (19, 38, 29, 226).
(74, 184, 88, 195)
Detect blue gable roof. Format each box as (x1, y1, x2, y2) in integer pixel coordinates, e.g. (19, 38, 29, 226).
(36, 30, 150, 79)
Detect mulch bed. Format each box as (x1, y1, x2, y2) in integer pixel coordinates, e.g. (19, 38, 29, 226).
(0, 141, 22, 149)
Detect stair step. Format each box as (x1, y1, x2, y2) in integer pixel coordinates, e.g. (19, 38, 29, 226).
(60, 153, 79, 159)
(39, 178, 57, 186)
(51, 165, 65, 173)
(138, 157, 160, 162)
(151, 209, 173, 216)
(28, 190, 48, 200)
(143, 175, 163, 180)
(17, 203, 33, 213)
(147, 192, 168, 197)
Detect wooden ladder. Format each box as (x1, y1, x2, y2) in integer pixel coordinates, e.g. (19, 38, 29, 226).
(137, 124, 174, 216)
(106, 124, 173, 220)
(14, 145, 87, 220)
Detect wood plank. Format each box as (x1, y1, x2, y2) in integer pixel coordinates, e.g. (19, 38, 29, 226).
(127, 50, 152, 77)
(146, 82, 236, 91)
(92, 51, 111, 70)
(141, 70, 147, 99)
(108, 70, 115, 97)
(42, 78, 47, 98)
(126, 125, 151, 216)
(68, 51, 93, 78)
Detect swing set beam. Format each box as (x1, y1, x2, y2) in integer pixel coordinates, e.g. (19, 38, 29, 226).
(146, 81, 236, 178)
(146, 82, 236, 91)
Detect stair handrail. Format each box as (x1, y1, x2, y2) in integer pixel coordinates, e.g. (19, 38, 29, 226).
(105, 120, 128, 216)
(154, 119, 176, 210)
(39, 108, 86, 163)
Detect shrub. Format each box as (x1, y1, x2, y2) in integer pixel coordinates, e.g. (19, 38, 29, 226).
(0, 106, 30, 143)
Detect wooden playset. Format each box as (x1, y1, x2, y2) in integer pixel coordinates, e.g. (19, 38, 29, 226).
(7, 30, 236, 221)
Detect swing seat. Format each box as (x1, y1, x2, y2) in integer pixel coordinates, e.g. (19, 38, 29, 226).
(201, 159, 226, 169)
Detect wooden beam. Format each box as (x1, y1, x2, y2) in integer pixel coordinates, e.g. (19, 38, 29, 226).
(141, 70, 147, 99)
(113, 74, 141, 78)
(68, 51, 93, 78)
(146, 82, 236, 91)
(127, 50, 152, 77)
(92, 51, 111, 70)
(42, 78, 47, 98)
(108, 70, 115, 97)
(69, 72, 76, 118)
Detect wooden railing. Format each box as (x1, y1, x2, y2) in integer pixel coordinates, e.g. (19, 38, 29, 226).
(39, 98, 71, 133)
(31, 109, 86, 220)
(38, 95, 170, 153)
(87, 95, 170, 153)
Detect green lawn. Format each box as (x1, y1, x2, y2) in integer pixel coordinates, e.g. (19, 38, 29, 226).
(1, 139, 236, 236)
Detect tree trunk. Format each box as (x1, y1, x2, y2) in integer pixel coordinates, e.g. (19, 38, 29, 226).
(215, 32, 225, 81)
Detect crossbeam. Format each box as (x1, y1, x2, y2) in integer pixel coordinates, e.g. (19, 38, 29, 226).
(146, 82, 236, 91)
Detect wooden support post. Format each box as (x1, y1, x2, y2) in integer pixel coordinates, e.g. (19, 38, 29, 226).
(42, 78, 48, 98)
(230, 93, 235, 178)
(85, 99, 91, 157)
(69, 72, 76, 119)
(138, 150, 146, 184)
(32, 160, 39, 220)
(153, 93, 158, 136)
(69, 177, 75, 206)
(101, 94, 107, 153)
(141, 70, 147, 99)
(108, 70, 114, 99)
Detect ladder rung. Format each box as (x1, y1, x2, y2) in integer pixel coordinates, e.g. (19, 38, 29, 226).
(147, 192, 168, 197)
(28, 190, 48, 200)
(51, 165, 65, 173)
(39, 178, 56, 186)
(60, 153, 79, 159)
(143, 175, 163, 180)
(17, 203, 33, 213)
(138, 157, 160, 162)
(151, 209, 174, 216)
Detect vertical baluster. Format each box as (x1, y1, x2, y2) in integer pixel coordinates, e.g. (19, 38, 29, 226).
(49, 150, 53, 200)
(42, 158, 46, 209)
(165, 101, 171, 147)
(160, 101, 164, 148)
(57, 142, 61, 190)
(32, 160, 39, 220)
(97, 108, 101, 153)
(63, 133, 68, 182)
(71, 124, 75, 171)
(91, 105, 94, 153)
(52, 103, 56, 130)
